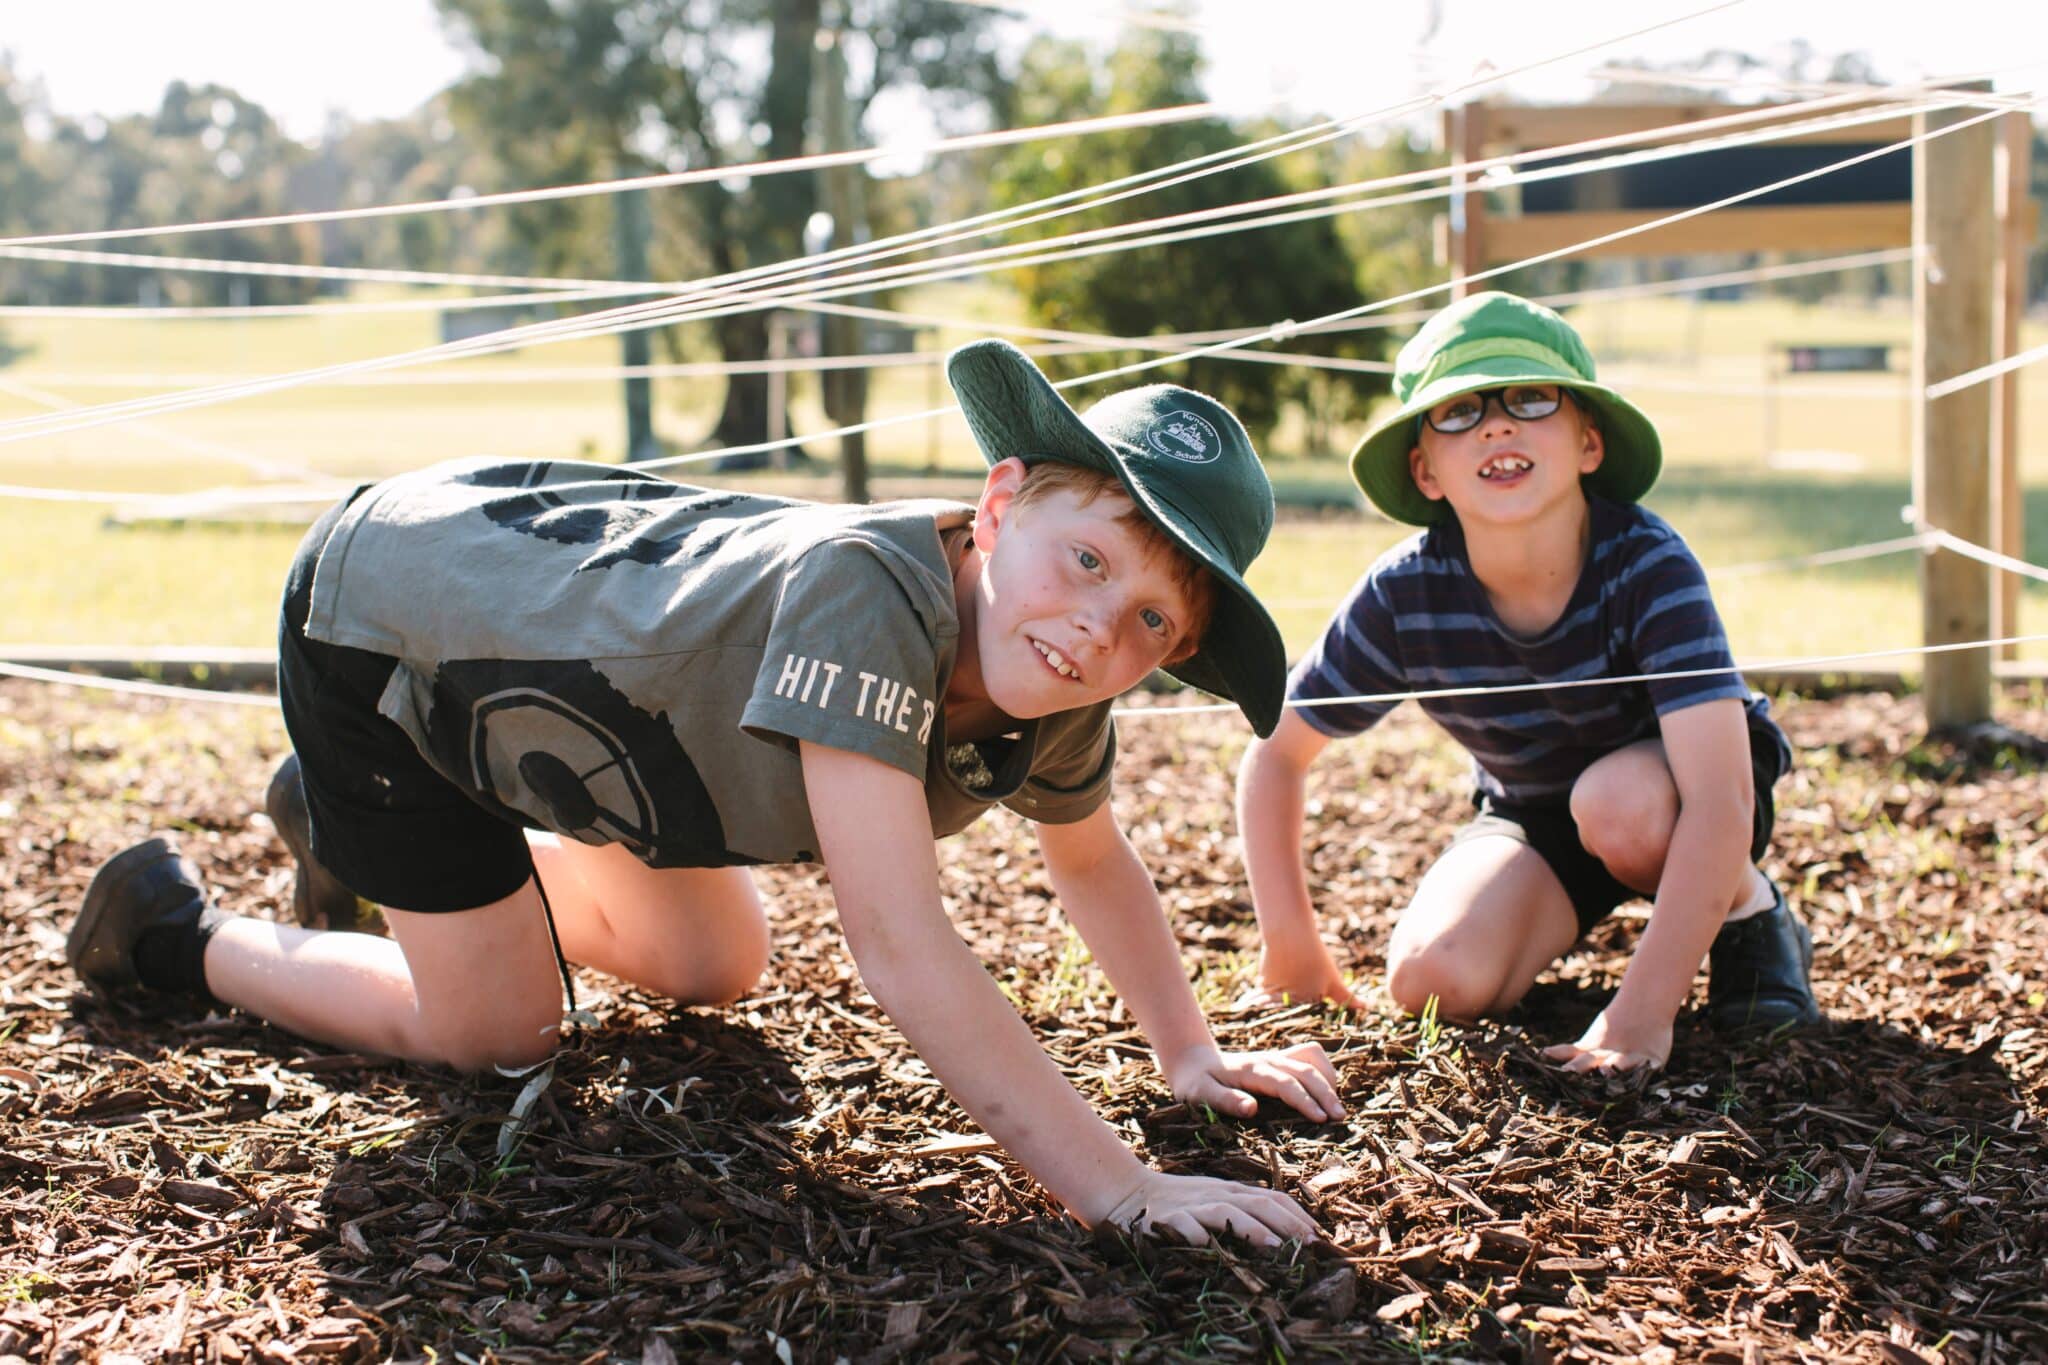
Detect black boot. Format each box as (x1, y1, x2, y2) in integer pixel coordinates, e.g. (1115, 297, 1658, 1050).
(1707, 881, 1822, 1032)
(68, 838, 219, 995)
(265, 753, 364, 932)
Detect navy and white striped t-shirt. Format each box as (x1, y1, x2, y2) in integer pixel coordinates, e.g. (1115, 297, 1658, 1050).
(1288, 498, 1789, 804)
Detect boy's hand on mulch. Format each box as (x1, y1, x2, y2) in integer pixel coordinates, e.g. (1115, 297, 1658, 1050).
(1102, 1170, 1319, 1249)
(1169, 1041, 1345, 1123)
(1238, 954, 1367, 1013)
(1542, 1007, 1672, 1074)
(1234, 977, 1367, 1013)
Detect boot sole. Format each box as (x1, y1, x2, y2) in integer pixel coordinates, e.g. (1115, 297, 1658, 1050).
(68, 837, 181, 988)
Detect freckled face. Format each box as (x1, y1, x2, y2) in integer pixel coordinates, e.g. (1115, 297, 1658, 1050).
(1409, 387, 1605, 527)
(971, 483, 1197, 720)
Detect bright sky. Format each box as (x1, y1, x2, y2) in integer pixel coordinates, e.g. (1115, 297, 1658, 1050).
(2, 0, 2040, 141)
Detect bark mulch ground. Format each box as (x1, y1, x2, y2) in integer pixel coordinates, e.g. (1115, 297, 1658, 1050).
(2, 679, 2044, 1363)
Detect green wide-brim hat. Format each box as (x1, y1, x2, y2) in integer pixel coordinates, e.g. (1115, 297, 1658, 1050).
(946, 339, 1286, 737)
(1350, 291, 1663, 526)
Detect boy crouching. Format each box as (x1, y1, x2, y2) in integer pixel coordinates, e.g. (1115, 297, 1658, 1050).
(70, 340, 1341, 1245)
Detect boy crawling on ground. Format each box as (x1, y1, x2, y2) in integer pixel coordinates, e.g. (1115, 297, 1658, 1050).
(68, 340, 1341, 1245)
(1237, 293, 1820, 1073)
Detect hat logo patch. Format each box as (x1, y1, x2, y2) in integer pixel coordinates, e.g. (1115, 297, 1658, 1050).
(1145, 410, 1221, 463)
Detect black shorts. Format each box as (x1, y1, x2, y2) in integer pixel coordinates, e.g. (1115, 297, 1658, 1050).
(1447, 723, 1784, 937)
(277, 492, 536, 914)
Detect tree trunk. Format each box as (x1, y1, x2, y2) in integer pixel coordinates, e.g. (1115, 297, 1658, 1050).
(705, 0, 820, 464)
(616, 185, 656, 463)
(816, 15, 870, 503)
(707, 307, 778, 460)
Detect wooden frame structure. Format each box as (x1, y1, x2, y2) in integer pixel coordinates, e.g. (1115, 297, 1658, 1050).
(1442, 94, 2038, 724)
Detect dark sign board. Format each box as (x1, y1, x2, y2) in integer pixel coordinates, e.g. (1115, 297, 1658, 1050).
(1520, 144, 1910, 214)
(1782, 344, 1892, 372)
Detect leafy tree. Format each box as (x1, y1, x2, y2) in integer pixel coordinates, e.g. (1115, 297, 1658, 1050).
(986, 30, 1381, 453)
(432, 0, 1005, 454)
(293, 98, 514, 286)
(130, 82, 319, 306)
(1315, 129, 1440, 452)
(0, 62, 47, 358)
(0, 69, 319, 308)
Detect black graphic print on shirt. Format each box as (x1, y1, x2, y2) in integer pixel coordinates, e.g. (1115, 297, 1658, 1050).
(421, 657, 762, 868)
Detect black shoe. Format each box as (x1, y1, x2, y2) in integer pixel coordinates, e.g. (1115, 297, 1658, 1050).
(265, 753, 363, 932)
(68, 838, 211, 991)
(1707, 882, 1822, 1032)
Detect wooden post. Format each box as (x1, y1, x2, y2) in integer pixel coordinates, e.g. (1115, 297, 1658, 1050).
(1991, 112, 2032, 661)
(815, 16, 870, 503)
(1446, 102, 1486, 299)
(1912, 90, 1997, 729)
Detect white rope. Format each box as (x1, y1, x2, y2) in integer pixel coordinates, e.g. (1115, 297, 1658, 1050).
(1924, 528, 2048, 585)
(1111, 631, 2048, 722)
(0, 87, 1962, 458)
(1032, 94, 2041, 403)
(0, 374, 325, 483)
(0, 349, 1379, 390)
(7, 527, 2039, 710)
(0, 245, 1914, 394)
(0, 247, 1908, 397)
(0, 0, 1811, 385)
(0, 77, 1946, 454)
(0, 96, 1419, 441)
(0, 58, 1653, 330)
(0, 110, 1420, 440)
(9, 626, 2043, 716)
(1259, 532, 1945, 610)
(0, 243, 655, 293)
(6, 80, 1943, 312)
(0, 660, 283, 708)
(0, 285, 647, 320)
(0, 97, 2000, 502)
(0, 220, 1910, 331)
(0, 102, 1236, 250)
(627, 91, 1950, 333)
(1924, 340, 2048, 402)
(1706, 532, 1938, 578)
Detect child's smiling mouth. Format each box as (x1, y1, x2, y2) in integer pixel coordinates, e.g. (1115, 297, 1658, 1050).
(1477, 453, 1533, 481)
(1031, 638, 1084, 682)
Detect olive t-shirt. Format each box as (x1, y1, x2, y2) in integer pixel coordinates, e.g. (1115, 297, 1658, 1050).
(302, 457, 1115, 866)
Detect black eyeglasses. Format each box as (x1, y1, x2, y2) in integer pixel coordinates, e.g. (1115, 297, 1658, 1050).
(1420, 385, 1570, 435)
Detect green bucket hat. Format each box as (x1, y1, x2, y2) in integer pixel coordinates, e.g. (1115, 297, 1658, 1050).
(1350, 291, 1662, 526)
(946, 338, 1285, 737)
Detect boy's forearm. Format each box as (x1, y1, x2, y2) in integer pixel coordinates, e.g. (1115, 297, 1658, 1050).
(1607, 801, 1750, 1028)
(1236, 738, 1328, 967)
(853, 915, 1148, 1224)
(801, 743, 1148, 1224)
(1043, 826, 1217, 1072)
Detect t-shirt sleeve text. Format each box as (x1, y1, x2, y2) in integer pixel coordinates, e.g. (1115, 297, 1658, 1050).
(771, 652, 936, 744)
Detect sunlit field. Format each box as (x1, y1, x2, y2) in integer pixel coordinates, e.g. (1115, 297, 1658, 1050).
(2, 290, 2043, 665)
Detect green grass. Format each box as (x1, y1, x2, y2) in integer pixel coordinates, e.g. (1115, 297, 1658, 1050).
(1, 290, 2043, 664)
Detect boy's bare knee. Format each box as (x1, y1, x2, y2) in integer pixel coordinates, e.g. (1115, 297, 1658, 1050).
(448, 1034, 557, 1075)
(1385, 943, 1495, 1022)
(679, 949, 769, 1007)
(650, 924, 771, 1007)
(1572, 784, 1674, 886)
(417, 1005, 561, 1074)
